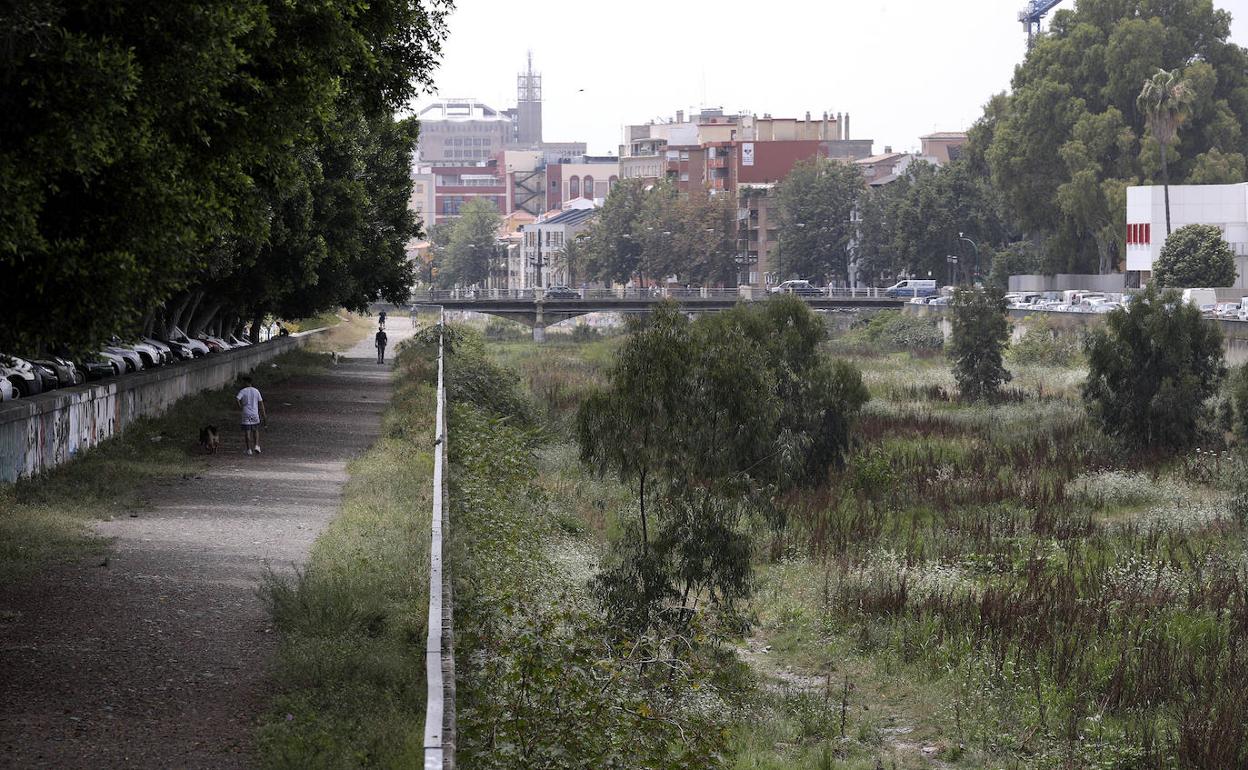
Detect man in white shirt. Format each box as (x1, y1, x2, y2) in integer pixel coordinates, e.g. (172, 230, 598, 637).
(236, 374, 267, 456)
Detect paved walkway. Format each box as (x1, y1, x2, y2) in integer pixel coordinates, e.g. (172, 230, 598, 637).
(0, 325, 410, 768)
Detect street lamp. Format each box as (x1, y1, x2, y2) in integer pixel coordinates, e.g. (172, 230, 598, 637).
(959, 232, 980, 285)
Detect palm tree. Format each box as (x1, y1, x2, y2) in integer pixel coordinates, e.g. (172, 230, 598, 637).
(1137, 68, 1193, 236)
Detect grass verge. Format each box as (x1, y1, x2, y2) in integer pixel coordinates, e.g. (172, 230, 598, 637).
(0, 348, 330, 586)
(254, 343, 435, 768)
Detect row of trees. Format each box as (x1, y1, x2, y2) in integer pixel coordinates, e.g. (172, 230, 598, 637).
(1, 0, 449, 352)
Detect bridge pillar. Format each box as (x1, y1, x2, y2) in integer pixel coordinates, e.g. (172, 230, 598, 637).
(533, 305, 546, 343)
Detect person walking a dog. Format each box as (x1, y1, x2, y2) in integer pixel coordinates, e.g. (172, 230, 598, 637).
(236, 374, 266, 455)
(375, 327, 388, 364)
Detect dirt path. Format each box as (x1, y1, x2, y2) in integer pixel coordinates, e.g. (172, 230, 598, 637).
(0, 325, 410, 769)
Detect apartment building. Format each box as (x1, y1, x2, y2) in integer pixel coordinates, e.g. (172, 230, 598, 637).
(1126, 183, 1248, 288)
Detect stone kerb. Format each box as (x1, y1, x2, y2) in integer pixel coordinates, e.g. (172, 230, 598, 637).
(0, 329, 326, 483)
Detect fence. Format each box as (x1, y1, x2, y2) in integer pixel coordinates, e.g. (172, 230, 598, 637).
(424, 309, 455, 768)
(410, 286, 887, 302)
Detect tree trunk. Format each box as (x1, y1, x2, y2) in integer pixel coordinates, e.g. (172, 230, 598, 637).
(1160, 144, 1172, 236)
(638, 468, 648, 556)
(178, 290, 204, 333)
(189, 300, 222, 337)
(164, 293, 192, 337)
(249, 310, 264, 343)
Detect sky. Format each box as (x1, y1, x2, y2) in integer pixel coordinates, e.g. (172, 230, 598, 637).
(419, 0, 1248, 157)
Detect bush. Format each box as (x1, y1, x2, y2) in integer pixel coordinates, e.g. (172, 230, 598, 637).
(1230, 364, 1248, 443)
(1083, 282, 1225, 450)
(483, 317, 529, 341)
(1007, 315, 1082, 367)
(949, 287, 1012, 401)
(842, 310, 944, 352)
(1153, 224, 1238, 288)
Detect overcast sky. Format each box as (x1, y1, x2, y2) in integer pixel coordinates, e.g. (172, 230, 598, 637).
(419, 0, 1248, 156)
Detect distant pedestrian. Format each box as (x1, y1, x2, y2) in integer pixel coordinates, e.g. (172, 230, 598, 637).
(378, 310, 387, 329)
(236, 374, 266, 455)
(375, 327, 388, 364)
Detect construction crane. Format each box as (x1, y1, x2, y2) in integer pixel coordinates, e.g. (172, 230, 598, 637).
(1018, 0, 1065, 48)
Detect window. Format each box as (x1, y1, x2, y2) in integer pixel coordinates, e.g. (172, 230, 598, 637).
(569, 176, 580, 198)
(583, 175, 594, 197)
(679, 173, 689, 182)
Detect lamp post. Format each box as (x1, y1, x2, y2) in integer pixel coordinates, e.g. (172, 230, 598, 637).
(959, 232, 980, 285)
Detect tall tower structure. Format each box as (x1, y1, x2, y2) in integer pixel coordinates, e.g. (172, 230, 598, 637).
(516, 51, 543, 145)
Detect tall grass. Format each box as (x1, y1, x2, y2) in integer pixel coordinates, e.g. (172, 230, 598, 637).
(256, 344, 435, 767)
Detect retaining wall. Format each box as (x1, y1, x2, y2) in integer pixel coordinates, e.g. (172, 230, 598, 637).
(0, 331, 324, 483)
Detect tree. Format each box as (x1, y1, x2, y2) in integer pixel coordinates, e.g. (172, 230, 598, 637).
(1083, 282, 1225, 450)
(1153, 224, 1237, 288)
(578, 298, 868, 632)
(775, 158, 864, 285)
(580, 178, 647, 284)
(438, 198, 501, 288)
(1137, 68, 1194, 237)
(949, 287, 1012, 401)
(0, 0, 449, 352)
(979, 0, 1248, 274)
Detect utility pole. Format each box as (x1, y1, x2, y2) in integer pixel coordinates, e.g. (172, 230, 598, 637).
(959, 233, 980, 284)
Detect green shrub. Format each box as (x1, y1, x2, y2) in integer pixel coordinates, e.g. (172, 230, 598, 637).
(843, 309, 944, 352)
(1008, 315, 1082, 366)
(1230, 364, 1248, 442)
(1083, 282, 1225, 450)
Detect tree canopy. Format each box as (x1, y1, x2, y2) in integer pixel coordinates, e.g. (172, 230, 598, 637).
(976, 0, 1248, 274)
(774, 158, 864, 285)
(437, 198, 502, 288)
(1, 0, 450, 351)
(1153, 223, 1238, 287)
(949, 287, 1012, 401)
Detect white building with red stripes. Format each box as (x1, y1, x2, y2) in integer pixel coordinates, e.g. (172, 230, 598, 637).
(1126, 183, 1248, 284)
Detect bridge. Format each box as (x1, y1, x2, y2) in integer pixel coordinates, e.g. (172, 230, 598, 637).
(407, 287, 904, 340)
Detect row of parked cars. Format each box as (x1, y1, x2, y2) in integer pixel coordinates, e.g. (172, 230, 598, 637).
(1, 326, 256, 402)
(909, 288, 1248, 320)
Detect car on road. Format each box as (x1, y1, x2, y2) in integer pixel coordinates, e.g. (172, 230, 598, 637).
(884, 279, 938, 298)
(543, 286, 581, 300)
(770, 280, 823, 296)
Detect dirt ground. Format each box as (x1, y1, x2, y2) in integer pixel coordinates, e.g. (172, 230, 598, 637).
(0, 326, 410, 768)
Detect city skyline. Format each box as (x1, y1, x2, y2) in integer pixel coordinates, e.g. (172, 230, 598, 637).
(421, 0, 1248, 156)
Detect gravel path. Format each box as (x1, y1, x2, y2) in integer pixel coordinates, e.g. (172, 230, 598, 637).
(0, 326, 410, 768)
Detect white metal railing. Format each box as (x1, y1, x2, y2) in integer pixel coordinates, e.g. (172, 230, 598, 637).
(409, 286, 890, 302)
(424, 308, 450, 769)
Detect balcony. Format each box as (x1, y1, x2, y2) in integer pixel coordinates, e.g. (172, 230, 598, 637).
(708, 158, 729, 169)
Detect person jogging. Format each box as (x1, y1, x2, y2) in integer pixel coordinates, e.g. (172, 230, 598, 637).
(375, 327, 388, 364)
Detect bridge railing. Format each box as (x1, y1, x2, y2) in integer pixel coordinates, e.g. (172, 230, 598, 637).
(409, 286, 888, 302)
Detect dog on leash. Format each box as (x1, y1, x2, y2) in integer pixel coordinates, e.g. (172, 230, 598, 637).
(198, 425, 220, 454)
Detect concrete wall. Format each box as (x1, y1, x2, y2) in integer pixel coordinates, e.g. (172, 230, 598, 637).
(1008, 273, 1129, 293)
(0, 331, 324, 483)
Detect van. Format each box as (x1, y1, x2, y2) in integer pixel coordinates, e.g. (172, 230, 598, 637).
(1180, 288, 1217, 308)
(884, 279, 938, 298)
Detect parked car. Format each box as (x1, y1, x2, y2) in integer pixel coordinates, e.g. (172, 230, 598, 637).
(162, 326, 211, 358)
(103, 344, 144, 373)
(543, 286, 581, 300)
(0, 354, 44, 397)
(117, 337, 164, 368)
(770, 280, 823, 296)
(30, 357, 81, 388)
(927, 296, 951, 306)
(0, 374, 14, 401)
(1239, 306, 1248, 321)
(76, 353, 120, 381)
(139, 337, 176, 363)
(225, 334, 251, 347)
(1213, 302, 1240, 319)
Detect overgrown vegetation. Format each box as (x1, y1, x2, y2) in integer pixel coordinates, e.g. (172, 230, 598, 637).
(257, 341, 435, 767)
(833, 309, 945, 355)
(449, 293, 1248, 768)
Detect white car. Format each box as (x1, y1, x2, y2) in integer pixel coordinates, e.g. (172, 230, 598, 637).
(0, 374, 14, 401)
(1214, 303, 1240, 319)
(1239, 307, 1248, 321)
(1, 355, 44, 397)
(165, 326, 211, 357)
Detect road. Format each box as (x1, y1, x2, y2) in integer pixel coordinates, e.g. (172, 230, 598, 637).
(0, 323, 410, 768)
